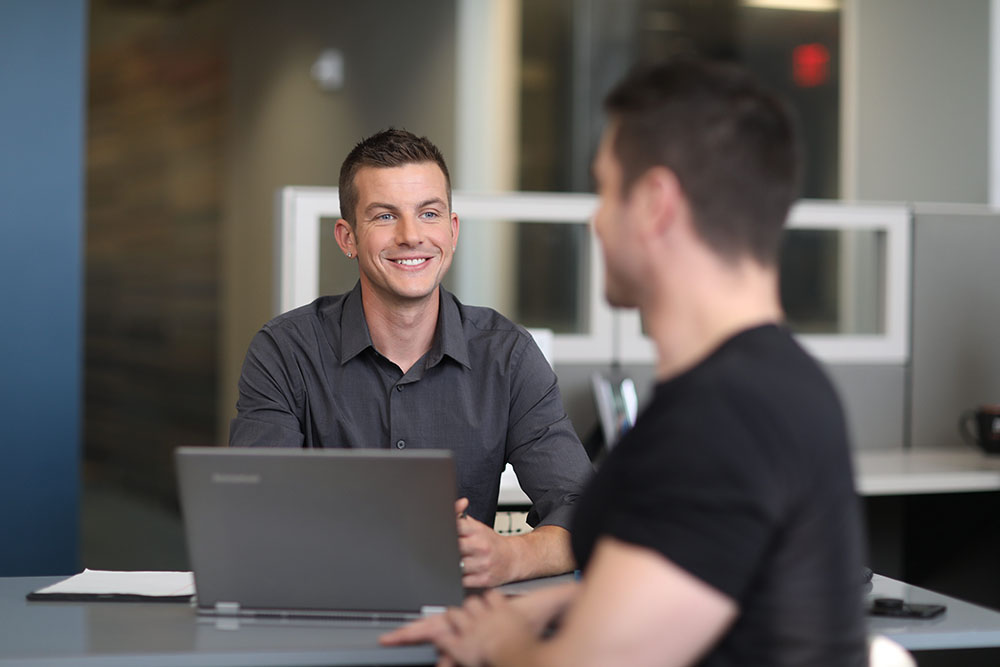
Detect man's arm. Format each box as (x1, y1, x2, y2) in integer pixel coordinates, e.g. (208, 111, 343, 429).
(386, 536, 737, 667)
(229, 328, 305, 447)
(454, 498, 574, 587)
(494, 333, 592, 579)
(380, 580, 579, 650)
(527, 537, 737, 667)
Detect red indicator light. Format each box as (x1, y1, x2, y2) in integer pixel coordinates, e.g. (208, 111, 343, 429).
(793, 43, 830, 87)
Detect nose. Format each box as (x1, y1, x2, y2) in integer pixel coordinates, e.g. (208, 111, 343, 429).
(395, 214, 421, 246)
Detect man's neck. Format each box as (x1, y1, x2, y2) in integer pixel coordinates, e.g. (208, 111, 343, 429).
(643, 257, 783, 382)
(360, 285, 440, 374)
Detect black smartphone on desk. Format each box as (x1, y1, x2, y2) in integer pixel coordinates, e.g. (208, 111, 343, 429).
(867, 597, 946, 619)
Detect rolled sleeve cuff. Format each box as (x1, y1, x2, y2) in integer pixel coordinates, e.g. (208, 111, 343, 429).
(528, 494, 580, 530)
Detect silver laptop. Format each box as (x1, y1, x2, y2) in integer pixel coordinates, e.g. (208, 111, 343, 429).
(175, 447, 465, 621)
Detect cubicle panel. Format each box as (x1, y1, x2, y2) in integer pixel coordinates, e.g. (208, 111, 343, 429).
(276, 187, 911, 367)
(909, 205, 1000, 449)
(826, 365, 907, 451)
(554, 361, 907, 453)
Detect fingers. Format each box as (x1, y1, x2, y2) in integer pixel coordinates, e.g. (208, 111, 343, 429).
(457, 519, 512, 588)
(392, 594, 512, 666)
(379, 615, 445, 646)
(454, 497, 470, 518)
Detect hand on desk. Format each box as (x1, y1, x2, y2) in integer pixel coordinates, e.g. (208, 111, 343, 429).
(380, 589, 537, 667)
(455, 498, 516, 588)
(453, 498, 576, 587)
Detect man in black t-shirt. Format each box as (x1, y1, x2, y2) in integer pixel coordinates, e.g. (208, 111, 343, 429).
(383, 59, 867, 666)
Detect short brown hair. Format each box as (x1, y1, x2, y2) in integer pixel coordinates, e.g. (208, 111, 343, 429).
(604, 59, 801, 266)
(338, 128, 452, 225)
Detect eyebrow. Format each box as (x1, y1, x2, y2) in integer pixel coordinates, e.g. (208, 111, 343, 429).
(416, 197, 448, 210)
(364, 198, 448, 216)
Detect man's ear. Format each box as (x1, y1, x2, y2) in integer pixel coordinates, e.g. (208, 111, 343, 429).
(636, 166, 683, 239)
(333, 218, 356, 257)
(450, 212, 460, 248)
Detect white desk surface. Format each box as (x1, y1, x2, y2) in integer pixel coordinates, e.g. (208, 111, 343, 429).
(499, 447, 1000, 506)
(855, 447, 1000, 496)
(869, 574, 1000, 650)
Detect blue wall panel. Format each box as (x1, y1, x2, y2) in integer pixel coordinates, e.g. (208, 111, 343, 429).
(0, 0, 86, 575)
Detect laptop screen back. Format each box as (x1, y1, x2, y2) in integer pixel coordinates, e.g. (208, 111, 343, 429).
(176, 447, 464, 616)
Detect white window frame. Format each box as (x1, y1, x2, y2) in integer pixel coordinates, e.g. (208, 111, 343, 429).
(276, 187, 910, 366)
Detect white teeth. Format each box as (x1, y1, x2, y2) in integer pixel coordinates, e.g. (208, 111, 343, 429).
(395, 258, 427, 266)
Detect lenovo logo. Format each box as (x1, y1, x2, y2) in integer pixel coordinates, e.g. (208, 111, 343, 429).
(211, 473, 261, 484)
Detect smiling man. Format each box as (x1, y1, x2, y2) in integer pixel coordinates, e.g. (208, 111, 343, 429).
(229, 129, 592, 587)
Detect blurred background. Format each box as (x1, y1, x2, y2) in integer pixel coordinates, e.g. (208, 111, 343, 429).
(1, 0, 991, 575)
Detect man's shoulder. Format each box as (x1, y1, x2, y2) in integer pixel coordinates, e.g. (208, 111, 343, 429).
(256, 295, 346, 349)
(447, 293, 530, 340)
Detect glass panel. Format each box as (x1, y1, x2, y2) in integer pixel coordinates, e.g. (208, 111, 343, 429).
(444, 221, 591, 335)
(519, 0, 841, 198)
(780, 228, 886, 335)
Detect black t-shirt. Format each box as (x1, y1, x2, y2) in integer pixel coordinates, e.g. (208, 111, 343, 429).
(571, 325, 867, 666)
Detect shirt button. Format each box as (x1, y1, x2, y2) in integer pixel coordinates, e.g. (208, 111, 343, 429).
(396, 440, 406, 449)
(396, 385, 403, 392)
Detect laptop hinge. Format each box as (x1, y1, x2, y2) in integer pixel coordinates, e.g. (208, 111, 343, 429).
(421, 605, 447, 616)
(215, 601, 241, 616)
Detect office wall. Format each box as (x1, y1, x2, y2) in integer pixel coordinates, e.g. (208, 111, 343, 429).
(0, 0, 86, 575)
(849, 0, 989, 203)
(555, 362, 906, 454)
(910, 206, 1000, 449)
(86, 0, 226, 501)
(219, 0, 457, 440)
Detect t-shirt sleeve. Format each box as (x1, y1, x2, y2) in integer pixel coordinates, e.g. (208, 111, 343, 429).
(504, 332, 593, 529)
(598, 408, 783, 601)
(229, 327, 306, 448)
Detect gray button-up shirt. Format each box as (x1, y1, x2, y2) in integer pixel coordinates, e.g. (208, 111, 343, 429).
(230, 283, 592, 528)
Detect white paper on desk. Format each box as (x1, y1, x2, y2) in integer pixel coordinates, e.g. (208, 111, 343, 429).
(34, 569, 195, 597)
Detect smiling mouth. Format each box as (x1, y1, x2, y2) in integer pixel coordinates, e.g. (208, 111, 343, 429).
(393, 258, 429, 266)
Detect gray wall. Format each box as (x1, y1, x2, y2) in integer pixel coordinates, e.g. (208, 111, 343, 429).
(220, 0, 457, 440)
(556, 361, 907, 454)
(852, 0, 989, 203)
(910, 206, 1000, 448)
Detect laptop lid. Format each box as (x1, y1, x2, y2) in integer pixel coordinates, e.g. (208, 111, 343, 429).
(175, 447, 465, 620)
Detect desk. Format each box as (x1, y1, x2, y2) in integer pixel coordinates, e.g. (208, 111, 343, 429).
(856, 448, 1000, 496)
(4, 572, 1000, 664)
(500, 448, 1000, 506)
(0, 576, 436, 666)
(869, 574, 1000, 650)
(0, 573, 576, 667)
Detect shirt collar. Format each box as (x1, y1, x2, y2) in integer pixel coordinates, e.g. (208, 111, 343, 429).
(338, 282, 471, 370)
(339, 282, 373, 364)
(430, 287, 471, 370)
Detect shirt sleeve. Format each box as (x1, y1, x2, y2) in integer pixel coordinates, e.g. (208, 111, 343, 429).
(598, 410, 782, 601)
(504, 333, 593, 529)
(229, 327, 306, 448)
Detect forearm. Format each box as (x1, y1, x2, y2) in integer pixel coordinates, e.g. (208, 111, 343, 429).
(508, 582, 579, 633)
(505, 525, 576, 581)
(475, 586, 583, 667)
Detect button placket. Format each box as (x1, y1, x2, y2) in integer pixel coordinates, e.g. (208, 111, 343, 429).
(390, 379, 408, 450)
